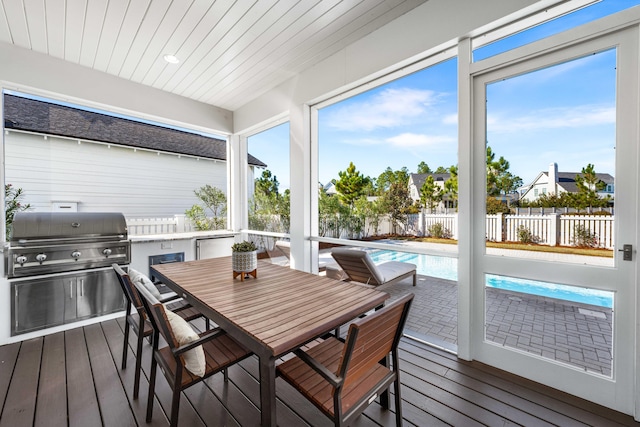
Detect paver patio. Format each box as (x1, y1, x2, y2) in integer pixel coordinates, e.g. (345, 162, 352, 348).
(382, 273, 613, 377)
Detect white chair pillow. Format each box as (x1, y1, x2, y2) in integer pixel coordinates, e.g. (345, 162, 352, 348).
(128, 268, 162, 300)
(165, 309, 206, 377)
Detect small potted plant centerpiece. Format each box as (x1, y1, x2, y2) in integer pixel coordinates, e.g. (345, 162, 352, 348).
(231, 240, 258, 281)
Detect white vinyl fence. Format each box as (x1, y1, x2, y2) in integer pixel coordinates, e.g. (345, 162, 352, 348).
(504, 214, 556, 245)
(129, 213, 615, 249)
(559, 215, 614, 248)
(422, 213, 458, 239)
(424, 213, 614, 249)
(126, 215, 196, 235)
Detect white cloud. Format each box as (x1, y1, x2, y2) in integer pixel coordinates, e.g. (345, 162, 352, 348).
(386, 133, 455, 148)
(488, 105, 614, 134)
(339, 133, 455, 149)
(340, 137, 386, 146)
(442, 113, 458, 125)
(324, 87, 439, 131)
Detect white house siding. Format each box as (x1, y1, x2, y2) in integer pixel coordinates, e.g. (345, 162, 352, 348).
(521, 179, 567, 203)
(5, 131, 229, 217)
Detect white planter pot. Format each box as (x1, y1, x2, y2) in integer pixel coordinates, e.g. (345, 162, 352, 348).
(232, 250, 258, 273)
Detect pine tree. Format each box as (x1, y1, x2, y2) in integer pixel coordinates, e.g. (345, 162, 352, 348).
(335, 162, 370, 207)
(419, 175, 443, 212)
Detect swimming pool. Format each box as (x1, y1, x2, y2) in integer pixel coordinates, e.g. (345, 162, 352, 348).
(367, 249, 613, 308)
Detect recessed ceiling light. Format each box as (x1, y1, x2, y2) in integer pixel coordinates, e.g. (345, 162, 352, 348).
(163, 54, 180, 64)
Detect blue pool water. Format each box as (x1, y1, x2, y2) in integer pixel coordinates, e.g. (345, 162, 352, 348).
(368, 249, 613, 308)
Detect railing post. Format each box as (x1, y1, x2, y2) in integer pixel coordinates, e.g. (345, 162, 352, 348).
(548, 213, 561, 246)
(453, 213, 458, 240)
(175, 214, 186, 233)
(498, 213, 504, 242)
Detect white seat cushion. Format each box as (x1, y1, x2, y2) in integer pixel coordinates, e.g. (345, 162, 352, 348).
(377, 261, 416, 281)
(164, 309, 206, 377)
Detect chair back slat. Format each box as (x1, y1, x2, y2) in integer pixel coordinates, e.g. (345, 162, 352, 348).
(113, 264, 145, 313)
(338, 294, 413, 390)
(331, 249, 383, 285)
(134, 279, 180, 350)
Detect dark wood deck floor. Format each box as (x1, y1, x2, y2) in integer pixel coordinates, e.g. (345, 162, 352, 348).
(1, 316, 639, 427)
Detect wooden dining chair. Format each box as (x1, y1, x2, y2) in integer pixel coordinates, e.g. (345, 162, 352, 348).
(277, 293, 414, 427)
(112, 263, 209, 399)
(133, 279, 253, 427)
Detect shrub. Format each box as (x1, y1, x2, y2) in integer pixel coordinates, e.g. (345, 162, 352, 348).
(571, 224, 598, 248)
(427, 222, 451, 239)
(5, 184, 31, 240)
(486, 196, 511, 214)
(516, 225, 538, 244)
(185, 184, 227, 230)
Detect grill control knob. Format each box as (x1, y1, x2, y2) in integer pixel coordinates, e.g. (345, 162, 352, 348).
(103, 248, 112, 257)
(35, 253, 47, 263)
(71, 251, 82, 259)
(16, 255, 27, 265)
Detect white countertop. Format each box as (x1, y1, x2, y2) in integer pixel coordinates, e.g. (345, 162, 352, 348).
(129, 230, 238, 243)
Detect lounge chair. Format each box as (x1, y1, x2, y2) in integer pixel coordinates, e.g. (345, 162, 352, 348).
(330, 248, 417, 286)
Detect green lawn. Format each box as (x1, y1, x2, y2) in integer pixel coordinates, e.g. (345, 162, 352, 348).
(396, 236, 613, 258)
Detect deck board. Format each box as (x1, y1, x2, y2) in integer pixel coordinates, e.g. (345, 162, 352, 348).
(1, 317, 639, 427)
(65, 327, 102, 427)
(84, 323, 136, 427)
(100, 319, 169, 427)
(0, 338, 42, 427)
(35, 333, 67, 427)
(0, 341, 21, 418)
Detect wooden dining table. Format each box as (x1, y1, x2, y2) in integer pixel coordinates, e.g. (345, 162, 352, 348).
(151, 256, 390, 427)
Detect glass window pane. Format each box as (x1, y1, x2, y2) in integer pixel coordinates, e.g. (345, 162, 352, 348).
(246, 123, 290, 260)
(247, 122, 290, 234)
(317, 58, 460, 349)
(3, 91, 230, 236)
(485, 273, 613, 376)
(484, 50, 615, 266)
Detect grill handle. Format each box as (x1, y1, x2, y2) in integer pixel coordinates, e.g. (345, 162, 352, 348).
(16, 235, 127, 245)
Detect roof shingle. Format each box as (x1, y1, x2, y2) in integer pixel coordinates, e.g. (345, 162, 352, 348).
(3, 94, 267, 167)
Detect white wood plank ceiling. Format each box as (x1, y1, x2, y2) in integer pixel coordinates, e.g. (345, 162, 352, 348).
(0, 0, 428, 111)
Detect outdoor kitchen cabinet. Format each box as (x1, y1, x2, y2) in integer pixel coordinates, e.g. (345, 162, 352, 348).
(11, 268, 126, 335)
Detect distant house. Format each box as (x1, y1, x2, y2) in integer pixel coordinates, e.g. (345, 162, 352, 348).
(322, 182, 337, 196)
(519, 163, 614, 203)
(3, 94, 266, 216)
(408, 173, 454, 211)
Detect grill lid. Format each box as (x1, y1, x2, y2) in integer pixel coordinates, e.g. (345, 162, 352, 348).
(10, 212, 128, 243)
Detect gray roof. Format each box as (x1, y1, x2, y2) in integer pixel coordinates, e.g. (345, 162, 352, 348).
(544, 172, 614, 193)
(409, 173, 451, 189)
(3, 94, 267, 167)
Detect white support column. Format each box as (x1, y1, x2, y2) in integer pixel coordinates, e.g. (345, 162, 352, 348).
(289, 103, 312, 272)
(457, 37, 473, 361)
(228, 134, 248, 236)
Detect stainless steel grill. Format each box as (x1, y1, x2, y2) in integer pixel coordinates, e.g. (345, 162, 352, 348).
(7, 212, 129, 335)
(7, 212, 130, 278)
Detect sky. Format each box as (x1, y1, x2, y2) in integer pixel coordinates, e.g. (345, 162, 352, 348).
(248, 0, 640, 192)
